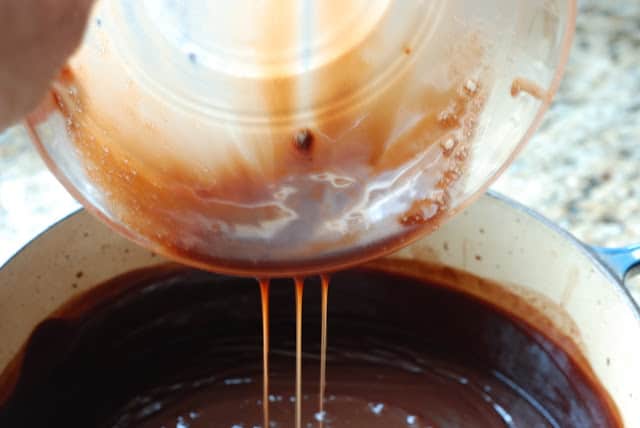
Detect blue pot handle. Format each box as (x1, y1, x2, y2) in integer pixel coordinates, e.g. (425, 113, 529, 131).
(591, 245, 640, 282)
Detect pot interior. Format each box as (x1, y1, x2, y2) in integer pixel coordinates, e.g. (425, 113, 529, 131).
(0, 193, 638, 426)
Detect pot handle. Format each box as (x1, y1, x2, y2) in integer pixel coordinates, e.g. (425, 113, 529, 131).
(592, 245, 640, 282)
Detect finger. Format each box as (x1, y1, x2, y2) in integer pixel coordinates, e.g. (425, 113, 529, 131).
(0, 0, 95, 128)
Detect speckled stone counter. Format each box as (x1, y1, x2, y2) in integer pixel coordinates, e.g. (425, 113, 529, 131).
(1, 1, 639, 275)
(493, 0, 640, 248)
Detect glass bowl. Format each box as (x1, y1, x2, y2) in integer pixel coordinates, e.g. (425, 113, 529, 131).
(26, 0, 577, 276)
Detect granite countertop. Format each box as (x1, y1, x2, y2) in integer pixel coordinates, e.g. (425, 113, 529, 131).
(493, 0, 640, 248)
(1, 1, 639, 271)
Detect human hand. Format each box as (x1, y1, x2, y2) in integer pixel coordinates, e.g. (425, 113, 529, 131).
(0, 0, 95, 130)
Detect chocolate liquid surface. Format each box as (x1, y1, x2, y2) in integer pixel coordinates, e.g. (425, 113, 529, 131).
(318, 275, 330, 428)
(0, 263, 621, 427)
(259, 279, 270, 428)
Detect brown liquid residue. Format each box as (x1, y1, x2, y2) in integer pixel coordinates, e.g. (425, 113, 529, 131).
(511, 77, 548, 102)
(400, 197, 447, 227)
(260, 0, 298, 124)
(398, 79, 484, 227)
(294, 277, 305, 428)
(264, 274, 329, 428)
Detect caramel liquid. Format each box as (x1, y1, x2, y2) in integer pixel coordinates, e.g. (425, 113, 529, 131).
(259, 279, 271, 428)
(294, 278, 304, 428)
(318, 275, 330, 428)
(260, 275, 330, 428)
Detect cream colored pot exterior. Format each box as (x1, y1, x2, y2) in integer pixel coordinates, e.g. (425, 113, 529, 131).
(0, 192, 639, 426)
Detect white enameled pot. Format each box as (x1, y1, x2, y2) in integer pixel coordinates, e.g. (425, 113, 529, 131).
(0, 192, 638, 426)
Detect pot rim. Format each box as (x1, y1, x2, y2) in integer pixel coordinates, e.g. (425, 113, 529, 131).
(485, 192, 640, 323)
(2, 191, 639, 323)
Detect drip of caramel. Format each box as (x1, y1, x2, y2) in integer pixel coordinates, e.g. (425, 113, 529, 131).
(294, 277, 305, 428)
(259, 278, 270, 428)
(318, 274, 330, 428)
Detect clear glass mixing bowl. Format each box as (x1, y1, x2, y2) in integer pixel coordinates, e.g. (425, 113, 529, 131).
(26, 0, 576, 276)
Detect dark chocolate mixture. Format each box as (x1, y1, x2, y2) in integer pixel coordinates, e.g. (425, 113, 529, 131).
(0, 265, 621, 427)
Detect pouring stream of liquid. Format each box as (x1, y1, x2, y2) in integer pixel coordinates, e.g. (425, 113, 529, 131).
(318, 275, 330, 428)
(260, 275, 330, 428)
(259, 279, 271, 428)
(295, 278, 304, 428)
